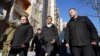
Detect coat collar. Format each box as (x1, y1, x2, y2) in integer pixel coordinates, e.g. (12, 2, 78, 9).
(44, 24, 55, 28)
(70, 16, 81, 21)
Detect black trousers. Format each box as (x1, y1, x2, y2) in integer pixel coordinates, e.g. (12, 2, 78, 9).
(71, 45, 95, 56)
(92, 45, 100, 56)
(59, 43, 67, 56)
(8, 47, 28, 56)
(98, 46, 100, 56)
(35, 48, 45, 56)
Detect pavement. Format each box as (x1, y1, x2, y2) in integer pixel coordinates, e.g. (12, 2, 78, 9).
(0, 53, 1, 56)
(0, 51, 36, 56)
(0, 51, 60, 56)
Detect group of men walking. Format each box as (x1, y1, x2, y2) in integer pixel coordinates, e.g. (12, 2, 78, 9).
(1, 8, 100, 56)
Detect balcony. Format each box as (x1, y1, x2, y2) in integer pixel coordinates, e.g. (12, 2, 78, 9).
(15, 0, 31, 10)
(14, 4, 28, 16)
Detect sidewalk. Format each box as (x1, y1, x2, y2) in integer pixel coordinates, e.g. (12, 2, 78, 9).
(0, 51, 35, 56)
(0, 52, 2, 56)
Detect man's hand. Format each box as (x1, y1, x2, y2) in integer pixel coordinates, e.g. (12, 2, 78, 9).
(28, 48, 33, 52)
(65, 43, 69, 48)
(51, 39, 55, 44)
(21, 44, 26, 48)
(91, 41, 96, 45)
(9, 44, 11, 47)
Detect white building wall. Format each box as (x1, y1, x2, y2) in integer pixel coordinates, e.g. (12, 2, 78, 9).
(48, 0, 55, 24)
(60, 18, 63, 31)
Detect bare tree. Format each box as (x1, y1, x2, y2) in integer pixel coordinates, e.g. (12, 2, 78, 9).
(78, 0, 100, 22)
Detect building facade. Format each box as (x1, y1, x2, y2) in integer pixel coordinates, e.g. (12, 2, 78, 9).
(47, 0, 56, 23)
(0, 0, 31, 50)
(29, 0, 44, 33)
(9, 0, 30, 24)
(55, 8, 60, 32)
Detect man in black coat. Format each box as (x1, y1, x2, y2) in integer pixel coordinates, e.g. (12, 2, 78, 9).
(8, 16, 34, 56)
(42, 16, 59, 56)
(65, 8, 99, 56)
(31, 28, 45, 56)
(97, 36, 100, 56)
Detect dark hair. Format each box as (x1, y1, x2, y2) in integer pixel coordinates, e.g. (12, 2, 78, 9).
(47, 16, 52, 20)
(69, 8, 76, 11)
(37, 28, 41, 31)
(21, 15, 29, 24)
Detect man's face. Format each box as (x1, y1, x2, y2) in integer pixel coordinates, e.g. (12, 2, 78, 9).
(37, 30, 41, 34)
(21, 16, 27, 24)
(47, 17, 52, 24)
(69, 9, 77, 18)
